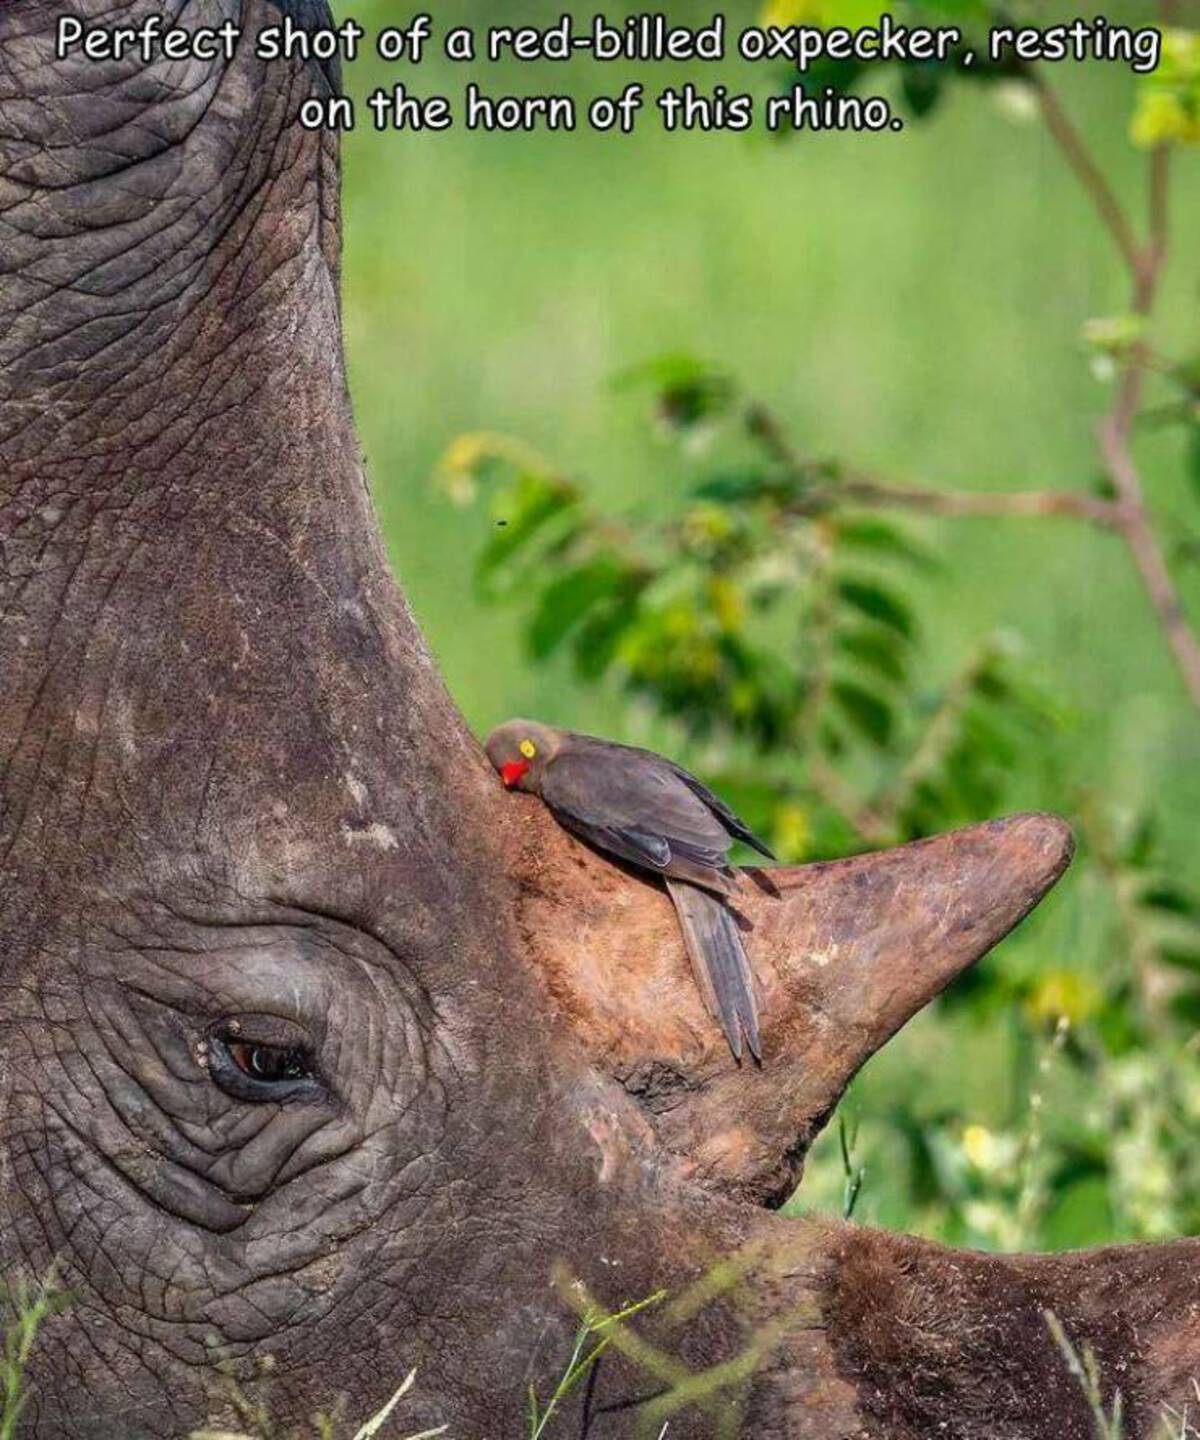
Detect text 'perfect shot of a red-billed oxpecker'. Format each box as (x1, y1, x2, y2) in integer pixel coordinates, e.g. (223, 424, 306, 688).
(485, 719, 777, 1061)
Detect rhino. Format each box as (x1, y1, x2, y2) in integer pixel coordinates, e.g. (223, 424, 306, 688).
(1, 2, 1196, 1436)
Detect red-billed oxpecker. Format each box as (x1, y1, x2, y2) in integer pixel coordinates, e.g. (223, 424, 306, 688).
(485, 719, 776, 1061)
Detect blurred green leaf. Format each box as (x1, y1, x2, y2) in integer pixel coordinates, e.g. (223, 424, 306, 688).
(959, 706, 1018, 768)
(832, 678, 894, 746)
(613, 353, 734, 430)
(837, 577, 916, 638)
(900, 60, 946, 120)
(1169, 990, 1200, 1027)
(1043, 1176, 1114, 1250)
(527, 556, 629, 659)
(1123, 813, 1158, 869)
(838, 624, 909, 684)
(1140, 883, 1200, 918)
(835, 516, 939, 570)
(1158, 946, 1200, 974)
(571, 585, 646, 681)
(478, 475, 580, 586)
(691, 468, 779, 504)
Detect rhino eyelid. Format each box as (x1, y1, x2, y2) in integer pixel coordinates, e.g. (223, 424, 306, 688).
(206, 1025, 327, 1104)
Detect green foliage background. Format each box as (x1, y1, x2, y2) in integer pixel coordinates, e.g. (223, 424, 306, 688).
(335, 0, 1200, 1250)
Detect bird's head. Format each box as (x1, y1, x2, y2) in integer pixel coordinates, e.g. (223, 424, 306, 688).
(484, 718, 562, 793)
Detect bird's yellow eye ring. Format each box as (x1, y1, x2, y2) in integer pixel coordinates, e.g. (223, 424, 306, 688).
(519, 739, 537, 759)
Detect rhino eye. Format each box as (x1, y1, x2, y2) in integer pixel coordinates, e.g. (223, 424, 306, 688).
(207, 1018, 322, 1103)
(228, 1041, 310, 1083)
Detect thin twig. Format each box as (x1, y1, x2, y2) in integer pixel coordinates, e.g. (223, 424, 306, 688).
(744, 402, 803, 470)
(1099, 423, 1200, 710)
(746, 396, 1126, 530)
(799, 477, 1125, 530)
(1033, 79, 1141, 275)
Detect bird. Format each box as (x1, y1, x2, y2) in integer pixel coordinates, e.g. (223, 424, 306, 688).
(485, 718, 776, 1061)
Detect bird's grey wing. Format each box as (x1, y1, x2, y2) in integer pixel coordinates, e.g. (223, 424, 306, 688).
(548, 808, 674, 874)
(667, 879, 761, 1062)
(666, 763, 778, 861)
(565, 731, 776, 861)
(542, 747, 734, 880)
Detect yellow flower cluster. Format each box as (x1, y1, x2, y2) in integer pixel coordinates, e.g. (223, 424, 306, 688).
(760, 0, 883, 31)
(1023, 971, 1101, 1027)
(1131, 29, 1200, 147)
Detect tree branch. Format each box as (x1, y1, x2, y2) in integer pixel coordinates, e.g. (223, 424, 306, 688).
(753, 410, 1200, 713)
(1099, 418, 1200, 709)
(1033, 79, 1142, 276)
(1090, 126, 1200, 708)
(786, 83, 1200, 717)
(798, 476, 1126, 529)
(745, 400, 1126, 531)
(1030, 68, 1200, 712)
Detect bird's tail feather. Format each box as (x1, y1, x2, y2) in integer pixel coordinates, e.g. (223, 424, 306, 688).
(666, 879, 761, 1062)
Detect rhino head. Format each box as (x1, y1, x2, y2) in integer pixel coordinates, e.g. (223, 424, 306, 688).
(1, 4, 1195, 1437)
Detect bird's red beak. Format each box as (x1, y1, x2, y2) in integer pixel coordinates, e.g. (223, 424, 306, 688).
(499, 759, 530, 788)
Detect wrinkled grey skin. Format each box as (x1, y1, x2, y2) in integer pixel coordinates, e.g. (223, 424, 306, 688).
(0, 3, 693, 1433)
(3, 4, 1197, 1438)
